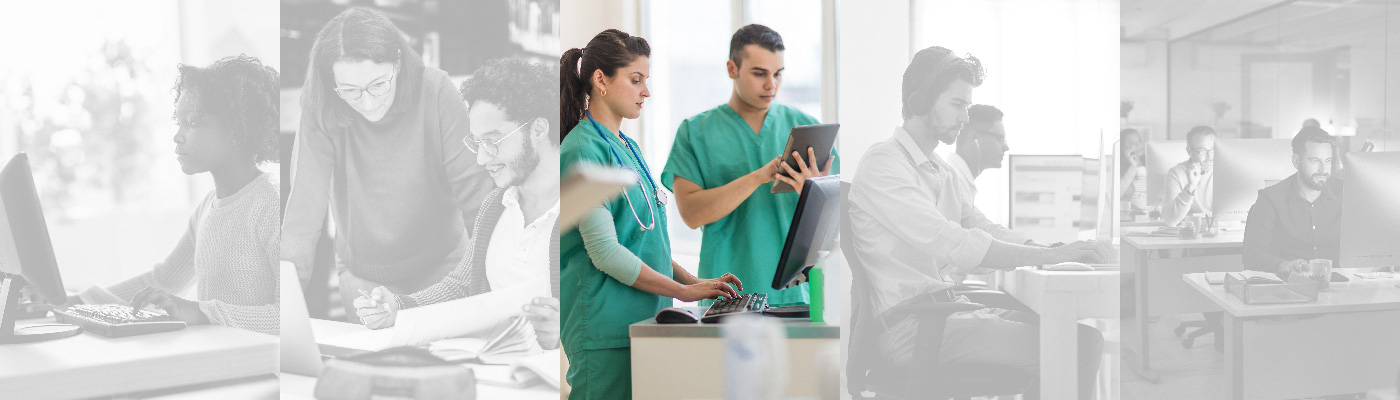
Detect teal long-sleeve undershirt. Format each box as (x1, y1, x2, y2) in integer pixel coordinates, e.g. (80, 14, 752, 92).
(579, 206, 644, 286)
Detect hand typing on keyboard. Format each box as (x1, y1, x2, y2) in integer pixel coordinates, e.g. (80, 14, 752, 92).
(132, 286, 209, 325)
(673, 272, 744, 302)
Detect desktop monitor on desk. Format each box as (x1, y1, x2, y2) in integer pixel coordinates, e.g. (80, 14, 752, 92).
(0, 153, 82, 343)
(772, 175, 841, 291)
(1212, 139, 1295, 223)
(1144, 140, 1186, 209)
(1341, 151, 1400, 270)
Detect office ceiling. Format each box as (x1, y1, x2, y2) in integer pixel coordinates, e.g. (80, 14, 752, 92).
(1123, 0, 1398, 48)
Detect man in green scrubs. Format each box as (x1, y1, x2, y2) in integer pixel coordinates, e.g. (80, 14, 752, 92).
(662, 24, 838, 306)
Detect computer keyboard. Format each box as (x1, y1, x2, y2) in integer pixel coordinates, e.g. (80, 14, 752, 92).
(700, 293, 769, 323)
(53, 304, 187, 338)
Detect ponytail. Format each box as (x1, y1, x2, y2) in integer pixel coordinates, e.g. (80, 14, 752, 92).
(557, 29, 651, 142)
(560, 48, 587, 140)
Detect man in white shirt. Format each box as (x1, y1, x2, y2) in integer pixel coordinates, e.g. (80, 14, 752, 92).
(947, 104, 1008, 201)
(1161, 125, 1215, 226)
(944, 104, 1044, 282)
(355, 58, 560, 350)
(847, 46, 1111, 399)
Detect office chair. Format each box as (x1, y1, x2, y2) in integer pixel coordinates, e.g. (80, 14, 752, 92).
(1174, 312, 1223, 351)
(842, 182, 1034, 399)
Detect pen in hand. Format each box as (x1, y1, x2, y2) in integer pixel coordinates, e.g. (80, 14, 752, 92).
(358, 288, 380, 308)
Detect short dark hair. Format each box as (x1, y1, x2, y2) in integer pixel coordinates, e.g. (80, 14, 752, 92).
(1292, 126, 1335, 156)
(1185, 125, 1216, 143)
(462, 58, 559, 146)
(729, 24, 785, 67)
(173, 54, 280, 164)
(902, 46, 985, 120)
(967, 104, 1003, 127)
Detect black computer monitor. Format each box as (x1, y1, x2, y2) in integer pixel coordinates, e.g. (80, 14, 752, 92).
(1340, 151, 1400, 270)
(1212, 139, 1295, 223)
(0, 153, 82, 343)
(772, 175, 841, 291)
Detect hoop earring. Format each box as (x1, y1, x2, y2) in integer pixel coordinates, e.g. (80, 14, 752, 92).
(601, 89, 607, 97)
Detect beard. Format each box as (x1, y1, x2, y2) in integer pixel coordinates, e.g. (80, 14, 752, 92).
(1301, 171, 1329, 191)
(500, 140, 540, 188)
(930, 113, 962, 145)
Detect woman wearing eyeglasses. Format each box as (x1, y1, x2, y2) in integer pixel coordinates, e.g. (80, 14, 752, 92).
(559, 29, 743, 400)
(283, 7, 491, 322)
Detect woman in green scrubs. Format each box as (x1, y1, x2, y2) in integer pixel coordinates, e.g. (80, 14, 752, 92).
(559, 29, 744, 400)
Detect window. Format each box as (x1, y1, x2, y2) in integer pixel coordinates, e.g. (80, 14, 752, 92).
(640, 0, 830, 267)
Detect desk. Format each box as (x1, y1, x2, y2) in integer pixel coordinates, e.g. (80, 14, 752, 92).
(629, 314, 839, 400)
(0, 317, 277, 399)
(279, 318, 558, 400)
(1121, 226, 1245, 380)
(1000, 267, 1119, 400)
(1185, 269, 1400, 399)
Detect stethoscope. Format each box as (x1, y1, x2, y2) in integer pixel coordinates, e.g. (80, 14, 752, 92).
(585, 110, 666, 231)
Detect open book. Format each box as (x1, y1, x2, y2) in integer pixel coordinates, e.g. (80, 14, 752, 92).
(466, 349, 561, 389)
(428, 315, 538, 365)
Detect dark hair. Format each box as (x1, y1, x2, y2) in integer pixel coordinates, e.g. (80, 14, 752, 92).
(1120, 128, 1141, 175)
(967, 104, 1003, 126)
(302, 8, 425, 130)
(1292, 126, 1335, 156)
(173, 54, 280, 164)
(729, 24, 785, 67)
(902, 46, 985, 120)
(1185, 125, 1216, 142)
(559, 29, 651, 140)
(461, 58, 559, 147)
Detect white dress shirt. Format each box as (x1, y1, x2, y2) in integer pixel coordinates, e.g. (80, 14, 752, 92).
(849, 127, 1029, 316)
(484, 186, 559, 295)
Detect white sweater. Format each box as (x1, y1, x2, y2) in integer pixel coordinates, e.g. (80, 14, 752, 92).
(81, 172, 281, 335)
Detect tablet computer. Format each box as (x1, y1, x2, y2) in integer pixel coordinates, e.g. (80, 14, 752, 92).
(771, 123, 839, 193)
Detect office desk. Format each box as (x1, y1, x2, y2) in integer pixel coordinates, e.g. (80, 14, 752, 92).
(1000, 267, 1118, 400)
(1121, 226, 1245, 380)
(280, 318, 558, 400)
(0, 316, 278, 399)
(629, 314, 839, 400)
(1185, 269, 1400, 399)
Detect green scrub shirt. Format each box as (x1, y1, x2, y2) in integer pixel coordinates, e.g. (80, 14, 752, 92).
(661, 103, 839, 305)
(560, 118, 672, 398)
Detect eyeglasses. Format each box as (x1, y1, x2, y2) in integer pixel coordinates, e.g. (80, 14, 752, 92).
(463, 118, 533, 156)
(334, 66, 397, 101)
(1189, 147, 1215, 157)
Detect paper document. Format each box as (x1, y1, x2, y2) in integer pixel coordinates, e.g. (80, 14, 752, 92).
(320, 277, 548, 350)
(473, 349, 562, 389)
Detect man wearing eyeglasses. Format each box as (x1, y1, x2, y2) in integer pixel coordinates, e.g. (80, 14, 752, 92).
(1162, 125, 1217, 227)
(351, 58, 561, 350)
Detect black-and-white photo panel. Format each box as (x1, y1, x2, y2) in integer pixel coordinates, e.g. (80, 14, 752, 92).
(278, 0, 561, 398)
(1121, 1, 1400, 399)
(0, 0, 283, 398)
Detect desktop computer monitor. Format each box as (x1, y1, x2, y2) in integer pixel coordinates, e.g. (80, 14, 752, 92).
(1144, 140, 1186, 209)
(771, 175, 841, 291)
(0, 153, 81, 343)
(1212, 139, 1295, 223)
(1340, 151, 1400, 269)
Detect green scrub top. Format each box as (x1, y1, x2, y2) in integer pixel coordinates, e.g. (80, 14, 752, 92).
(560, 117, 673, 355)
(661, 103, 839, 305)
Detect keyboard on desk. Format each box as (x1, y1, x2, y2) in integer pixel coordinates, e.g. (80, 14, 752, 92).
(700, 293, 769, 323)
(53, 304, 187, 338)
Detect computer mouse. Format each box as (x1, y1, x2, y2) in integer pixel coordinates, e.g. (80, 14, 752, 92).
(655, 307, 699, 324)
(1047, 262, 1095, 271)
